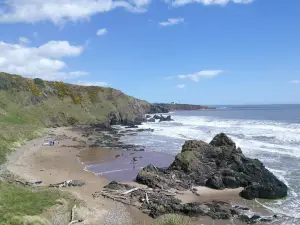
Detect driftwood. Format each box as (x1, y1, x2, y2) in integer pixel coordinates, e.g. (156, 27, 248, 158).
(13, 179, 27, 186)
(122, 187, 140, 195)
(68, 205, 83, 225)
(101, 193, 141, 208)
(145, 192, 149, 204)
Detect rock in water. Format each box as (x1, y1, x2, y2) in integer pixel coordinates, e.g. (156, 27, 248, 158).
(159, 115, 173, 122)
(147, 118, 155, 122)
(136, 133, 288, 200)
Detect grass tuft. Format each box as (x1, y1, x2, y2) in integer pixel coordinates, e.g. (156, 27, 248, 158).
(155, 215, 191, 225)
(0, 182, 61, 225)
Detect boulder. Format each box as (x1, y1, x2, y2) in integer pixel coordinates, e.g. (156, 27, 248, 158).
(146, 115, 151, 119)
(240, 182, 288, 200)
(136, 133, 288, 200)
(147, 118, 155, 122)
(153, 115, 161, 120)
(109, 113, 119, 125)
(159, 115, 173, 122)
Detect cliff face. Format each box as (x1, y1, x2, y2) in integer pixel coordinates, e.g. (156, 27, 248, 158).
(154, 103, 215, 111)
(0, 72, 152, 127)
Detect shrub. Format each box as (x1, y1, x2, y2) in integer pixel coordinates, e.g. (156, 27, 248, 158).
(33, 78, 45, 87)
(67, 117, 79, 125)
(27, 81, 42, 96)
(54, 82, 83, 104)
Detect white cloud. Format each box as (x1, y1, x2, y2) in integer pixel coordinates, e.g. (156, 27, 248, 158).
(177, 84, 186, 88)
(291, 80, 300, 84)
(19, 37, 30, 44)
(159, 18, 184, 27)
(96, 28, 108, 36)
(0, 40, 87, 80)
(37, 41, 83, 58)
(76, 81, 110, 86)
(164, 0, 252, 7)
(0, 0, 152, 24)
(166, 70, 223, 82)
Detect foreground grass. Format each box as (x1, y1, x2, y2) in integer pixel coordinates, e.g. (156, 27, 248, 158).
(155, 215, 192, 225)
(0, 182, 61, 225)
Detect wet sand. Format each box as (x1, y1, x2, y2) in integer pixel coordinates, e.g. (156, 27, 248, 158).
(79, 148, 175, 181)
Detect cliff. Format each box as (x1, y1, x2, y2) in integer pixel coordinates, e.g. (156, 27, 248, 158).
(0, 72, 153, 127)
(0, 72, 154, 163)
(154, 103, 215, 111)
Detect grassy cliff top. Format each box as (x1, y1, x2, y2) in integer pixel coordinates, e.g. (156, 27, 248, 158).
(0, 72, 151, 163)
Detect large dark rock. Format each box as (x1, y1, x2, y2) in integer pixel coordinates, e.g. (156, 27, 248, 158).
(109, 113, 119, 125)
(147, 118, 155, 122)
(240, 182, 288, 200)
(136, 165, 189, 190)
(136, 133, 288, 200)
(159, 115, 173, 122)
(153, 115, 161, 120)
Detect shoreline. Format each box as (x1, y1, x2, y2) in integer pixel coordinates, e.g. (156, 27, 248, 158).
(3, 126, 272, 224)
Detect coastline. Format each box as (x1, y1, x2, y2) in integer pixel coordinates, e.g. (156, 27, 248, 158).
(3, 126, 272, 224)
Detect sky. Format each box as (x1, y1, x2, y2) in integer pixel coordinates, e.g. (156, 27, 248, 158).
(0, 0, 299, 105)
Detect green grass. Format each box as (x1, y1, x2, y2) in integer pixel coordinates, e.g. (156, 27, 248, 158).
(0, 182, 61, 225)
(155, 215, 191, 225)
(0, 115, 28, 124)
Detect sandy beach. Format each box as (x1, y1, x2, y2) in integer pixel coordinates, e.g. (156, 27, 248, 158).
(4, 126, 269, 225)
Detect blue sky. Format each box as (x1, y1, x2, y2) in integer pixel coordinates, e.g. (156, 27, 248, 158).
(0, 0, 299, 105)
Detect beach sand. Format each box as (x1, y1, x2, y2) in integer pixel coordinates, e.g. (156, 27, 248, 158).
(5, 127, 269, 225)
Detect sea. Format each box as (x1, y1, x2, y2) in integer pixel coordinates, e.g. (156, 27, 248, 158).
(119, 104, 300, 225)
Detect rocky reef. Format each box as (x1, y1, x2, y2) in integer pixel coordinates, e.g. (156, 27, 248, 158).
(136, 133, 288, 200)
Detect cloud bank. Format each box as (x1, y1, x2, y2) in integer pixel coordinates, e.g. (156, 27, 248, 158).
(0, 40, 87, 80)
(0, 0, 152, 24)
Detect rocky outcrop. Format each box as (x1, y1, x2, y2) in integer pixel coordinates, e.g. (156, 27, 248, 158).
(159, 115, 173, 122)
(136, 133, 288, 200)
(147, 118, 155, 122)
(99, 180, 277, 222)
(100, 181, 235, 220)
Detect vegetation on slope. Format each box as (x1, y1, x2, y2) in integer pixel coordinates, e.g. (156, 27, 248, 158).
(0, 183, 62, 225)
(0, 72, 152, 162)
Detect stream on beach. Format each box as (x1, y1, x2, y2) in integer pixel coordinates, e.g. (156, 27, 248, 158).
(83, 105, 300, 225)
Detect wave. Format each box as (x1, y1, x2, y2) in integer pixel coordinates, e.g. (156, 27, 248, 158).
(139, 115, 300, 158)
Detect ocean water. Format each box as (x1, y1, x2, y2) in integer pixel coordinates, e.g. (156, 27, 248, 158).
(120, 104, 300, 224)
